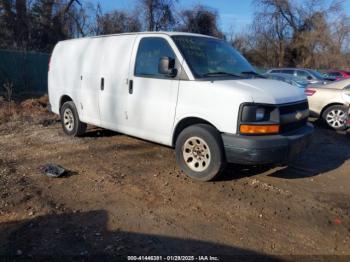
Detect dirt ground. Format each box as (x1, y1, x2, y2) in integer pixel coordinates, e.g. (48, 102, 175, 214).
(0, 97, 350, 260)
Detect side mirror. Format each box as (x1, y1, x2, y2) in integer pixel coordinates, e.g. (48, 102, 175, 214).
(158, 56, 177, 77)
(307, 76, 313, 80)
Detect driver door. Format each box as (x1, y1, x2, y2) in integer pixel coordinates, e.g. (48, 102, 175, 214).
(125, 36, 180, 145)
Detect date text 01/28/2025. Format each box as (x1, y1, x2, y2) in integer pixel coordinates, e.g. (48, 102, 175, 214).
(127, 255, 220, 261)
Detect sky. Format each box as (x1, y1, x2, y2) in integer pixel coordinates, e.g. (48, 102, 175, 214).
(87, 0, 350, 34)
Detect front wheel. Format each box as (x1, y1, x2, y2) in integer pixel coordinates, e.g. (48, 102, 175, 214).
(322, 105, 348, 131)
(60, 101, 87, 136)
(175, 124, 226, 181)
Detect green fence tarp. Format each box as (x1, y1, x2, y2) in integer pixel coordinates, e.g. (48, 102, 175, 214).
(0, 49, 49, 96)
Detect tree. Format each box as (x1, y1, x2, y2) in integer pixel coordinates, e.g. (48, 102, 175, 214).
(0, 0, 84, 51)
(0, 0, 29, 49)
(176, 5, 224, 38)
(0, 0, 16, 49)
(237, 0, 350, 69)
(95, 10, 141, 35)
(30, 0, 83, 51)
(138, 0, 177, 31)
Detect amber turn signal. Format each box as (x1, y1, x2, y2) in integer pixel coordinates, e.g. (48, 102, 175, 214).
(240, 124, 279, 134)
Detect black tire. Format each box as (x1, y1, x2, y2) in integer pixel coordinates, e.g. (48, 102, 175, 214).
(322, 105, 348, 131)
(60, 101, 87, 136)
(175, 124, 226, 181)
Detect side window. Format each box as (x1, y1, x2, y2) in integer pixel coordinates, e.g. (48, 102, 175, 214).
(281, 70, 294, 75)
(135, 37, 176, 77)
(296, 70, 312, 79)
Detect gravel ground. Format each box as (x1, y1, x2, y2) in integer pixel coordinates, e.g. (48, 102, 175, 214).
(0, 107, 350, 260)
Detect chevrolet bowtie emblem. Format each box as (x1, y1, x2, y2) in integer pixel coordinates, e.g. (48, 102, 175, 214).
(295, 111, 303, 120)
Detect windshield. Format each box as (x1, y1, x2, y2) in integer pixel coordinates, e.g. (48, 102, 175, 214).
(172, 36, 256, 79)
(308, 70, 324, 79)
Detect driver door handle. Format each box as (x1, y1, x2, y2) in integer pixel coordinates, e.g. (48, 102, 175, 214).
(129, 79, 133, 94)
(100, 77, 104, 91)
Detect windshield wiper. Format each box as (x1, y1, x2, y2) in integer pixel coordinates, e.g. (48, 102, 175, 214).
(240, 71, 266, 78)
(202, 71, 241, 78)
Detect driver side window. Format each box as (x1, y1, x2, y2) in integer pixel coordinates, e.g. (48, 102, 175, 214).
(296, 70, 312, 80)
(135, 37, 176, 78)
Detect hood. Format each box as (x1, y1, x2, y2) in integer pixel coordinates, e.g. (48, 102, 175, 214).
(215, 78, 306, 105)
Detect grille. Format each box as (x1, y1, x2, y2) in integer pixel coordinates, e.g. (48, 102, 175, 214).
(279, 100, 309, 133)
(279, 100, 308, 115)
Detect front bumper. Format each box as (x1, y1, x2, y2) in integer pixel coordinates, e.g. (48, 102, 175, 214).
(222, 124, 314, 165)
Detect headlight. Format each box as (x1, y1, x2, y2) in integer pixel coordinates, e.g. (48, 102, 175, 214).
(256, 107, 265, 121)
(240, 104, 279, 135)
(241, 105, 271, 122)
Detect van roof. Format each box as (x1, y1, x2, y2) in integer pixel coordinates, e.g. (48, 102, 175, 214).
(60, 31, 216, 43)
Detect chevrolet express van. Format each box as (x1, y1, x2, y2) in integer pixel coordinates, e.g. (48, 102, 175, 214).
(48, 32, 313, 181)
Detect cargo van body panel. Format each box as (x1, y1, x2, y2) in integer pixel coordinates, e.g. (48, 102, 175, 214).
(48, 32, 313, 181)
(99, 35, 137, 132)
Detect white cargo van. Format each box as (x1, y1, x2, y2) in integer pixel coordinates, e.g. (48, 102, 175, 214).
(48, 32, 313, 181)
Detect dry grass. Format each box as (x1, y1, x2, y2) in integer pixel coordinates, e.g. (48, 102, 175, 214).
(0, 97, 20, 124)
(20, 95, 49, 114)
(0, 95, 55, 125)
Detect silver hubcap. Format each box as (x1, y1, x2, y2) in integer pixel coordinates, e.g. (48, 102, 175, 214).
(63, 108, 75, 131)
(183, 136, 211, 172)
(326, 109, 346, 128)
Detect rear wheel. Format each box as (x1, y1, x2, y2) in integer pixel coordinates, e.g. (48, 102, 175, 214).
(175, 124, 226, 181)
(60, 101, 86, 136)
(322, 105, 347, 130)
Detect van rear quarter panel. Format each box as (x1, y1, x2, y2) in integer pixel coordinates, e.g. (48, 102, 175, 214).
(49, 35, 137, 127)
(49, 39, 88, 115)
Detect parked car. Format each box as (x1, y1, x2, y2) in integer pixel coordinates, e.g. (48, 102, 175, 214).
(49, 32, 313, 181)
(305, 78, 350, 130)
(266, 68, 334, 84)
(264, 73, 309, 89)
(325, 70, 350, 81)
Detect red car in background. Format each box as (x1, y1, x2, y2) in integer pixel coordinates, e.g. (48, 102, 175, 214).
(326, 70, 350, 80)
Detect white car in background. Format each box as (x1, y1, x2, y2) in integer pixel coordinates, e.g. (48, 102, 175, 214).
(305, 78, 350, 130)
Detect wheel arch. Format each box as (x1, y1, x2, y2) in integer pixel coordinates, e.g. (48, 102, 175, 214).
(321, 103, 346, 117)
(59, 95, 74, 112)
(172, 117, 219, 147)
